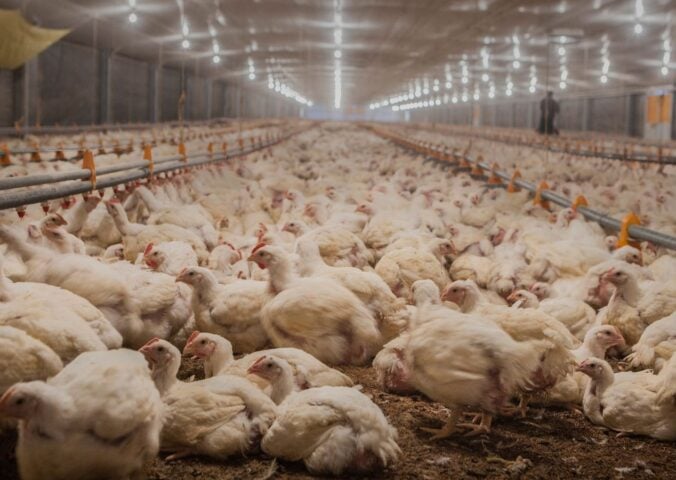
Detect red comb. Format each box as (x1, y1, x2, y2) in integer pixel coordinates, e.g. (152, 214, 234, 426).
(251, 242, 267, 255)
(186, 330, 201, 346)
(144, 243, 154, 256)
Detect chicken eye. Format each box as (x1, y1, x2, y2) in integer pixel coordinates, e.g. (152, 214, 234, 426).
(189, 272, 195, 276)
(200, 339, 207, 344)
(15, 398, 25, 406)
(157, 346, 165, 352)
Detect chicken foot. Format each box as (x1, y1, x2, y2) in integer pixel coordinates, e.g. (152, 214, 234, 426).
(457, 413, 493, 436)
(421, 409, 463, 440)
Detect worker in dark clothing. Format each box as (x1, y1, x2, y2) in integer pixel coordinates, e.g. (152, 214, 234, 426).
(538, 91, 560, 135)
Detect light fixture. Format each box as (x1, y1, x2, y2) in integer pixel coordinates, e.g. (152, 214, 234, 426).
(512, 60, 520, 69)
(488, 91, 495, 98)
(452, 95, 458, 103)
(461, 93, 468, 102)
(423, 87, 430, 95)
(634, 23, 643, 35)
(559, 81, 566, 89)
(473, 91, 480, 100)
(334, 50, 342, 58)
(128, 11, 137, 23)
(600, 75, 607, 83)
(461, 76, 468, 84)
(445, 81, 452, 89)
(181, 39, 190, 49)
(558, 46, 566, 56)
(212, 55, 220, 64)
(505, 89, 512, 96)
(481, 73, 489, 82)
(213, 42, 220, 54)
(661, 65, 669, 76)
(529, 85, 536, 93)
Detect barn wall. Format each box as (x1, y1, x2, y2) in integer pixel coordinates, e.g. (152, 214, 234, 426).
(0, 39, 287, 128)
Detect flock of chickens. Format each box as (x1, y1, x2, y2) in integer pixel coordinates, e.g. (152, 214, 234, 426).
(0, 122, 674, 480)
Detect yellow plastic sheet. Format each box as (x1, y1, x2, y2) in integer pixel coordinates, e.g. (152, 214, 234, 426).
(0, 9, 70, 69)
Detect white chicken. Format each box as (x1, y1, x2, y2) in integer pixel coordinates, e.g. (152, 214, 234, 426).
(177, 267, 270, 353)
(104, 200, 209, 263)
(139, 338, 276, 460)
(182, 331, 353, 388)
(256, 370, 400, 475)
(249, 244, 383, 365)
(626, 312, 676, 372)
(0, 349, 164, 480)
(143, 241, 198, 276)
(577, 356, 676, 440)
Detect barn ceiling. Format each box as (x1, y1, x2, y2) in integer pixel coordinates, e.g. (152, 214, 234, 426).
(0, 0, 673, 110)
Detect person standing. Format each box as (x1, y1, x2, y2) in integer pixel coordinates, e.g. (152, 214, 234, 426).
(538, 91, 560, 135)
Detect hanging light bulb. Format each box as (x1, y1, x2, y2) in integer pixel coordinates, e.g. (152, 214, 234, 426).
(634, 23, 643, 35)
(558, 46, 566, 56)
(661, 65, 669, 76)
(212, 55, 221, 64)
(181, 39, 190, 49)
(600, 75, 608, 83)
(128, 11, 138, 23)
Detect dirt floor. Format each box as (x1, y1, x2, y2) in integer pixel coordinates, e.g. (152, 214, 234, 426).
(1, 358, 674, 480)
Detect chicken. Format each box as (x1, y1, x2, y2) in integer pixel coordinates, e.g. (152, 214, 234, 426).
(182, 331, 353, 388)
(143, 241, 198, 276)
(295, 238, 409, 341)
(507, 289, 596, 340)
(442, 279, 578, 410)
(104, 200, 209, 263)
(0, 257, 122, 349)
(596, 265, 646, 346)
(0, 349, 163, 480)
(177, 267, 270, 353)
(535, 325, 625, 406)
(259, 382, 400, 475)
(0, 225, 140, 334)
(404, 313, 548, 437)
(577, 356, 676, 440)
(0, 325, 62, 398)
(109, 261, 194, 348)
(626, 312, 676, 372)
(374, 243, 451, 299)
(249, 244, 382, 365)
(139, 338, 276, 460)
(282, 220, 373, 268)
(134, 186, 218, 249)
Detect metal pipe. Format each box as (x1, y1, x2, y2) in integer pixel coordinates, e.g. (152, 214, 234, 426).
(0, 133, 294, 211)
(377, 129, 676, 250)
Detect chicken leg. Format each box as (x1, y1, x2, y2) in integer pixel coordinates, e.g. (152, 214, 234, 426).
(457, 413, 493, 436)
(421, 409, 462, 440)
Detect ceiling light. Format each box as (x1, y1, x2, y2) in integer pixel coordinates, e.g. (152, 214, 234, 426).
(461, 93, 468, 102)
(634, 23, 643, 35)
(248, 73, 255, 80)
(559, 81, 566, 89)
(128, 11, 137, 23)
(213, 42, 220, 54)
(473, 92, 480, 100)
(423, 87, 429, 95)
(445, 81, 452, 89)
(528, 85, 536, 93)
(435, 98, 441, 106)
(212, 55, 220, 64)
(488, 91, 495, 98)
(512, 60, 520, 69)
(661, 65, 669, 76)
(334, 50, 342, 59)
(181, 39, 190, 49)
(433, 85, 439, 92)
(461, 77, 468, 84)
(481, 73, 489, 82)
(505, 89, 512, 96)
(558, 46, 566, 56)
(452, 96, 458, 103)
(600, 75, 607, 83)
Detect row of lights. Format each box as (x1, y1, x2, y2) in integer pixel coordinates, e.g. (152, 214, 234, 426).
(334, 0, 342, 109)
(267, 74, 313, 106)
